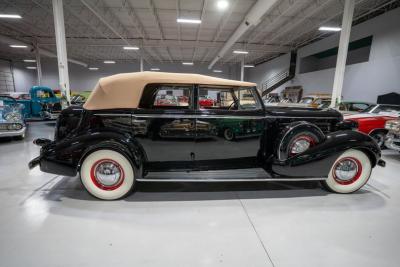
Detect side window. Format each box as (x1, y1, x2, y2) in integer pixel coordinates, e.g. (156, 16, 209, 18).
(198, 87, 236, 110)
(350, 103, 368, 111)
(151, 85, 192, 109)
(235, 88, 262, 110)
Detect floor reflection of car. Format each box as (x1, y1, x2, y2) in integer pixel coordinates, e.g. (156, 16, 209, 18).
(215, 118, 263, 141)
(159, 119, 216, 139)
(0, 95, 26, 139)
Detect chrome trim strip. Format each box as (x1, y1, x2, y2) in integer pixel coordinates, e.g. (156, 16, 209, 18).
(94, 113, 339, 120)
(136, 177, 326, 182)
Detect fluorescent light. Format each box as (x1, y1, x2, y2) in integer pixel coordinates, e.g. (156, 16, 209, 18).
(104, 60, 115, 64)
(217, 0, 229, 10)
(244, 64, 255, 68)
(88, 67, 99, 70)
(213, 70, 223, 73)
(177, 18, 201, 24)
(182, 62, 194, 65)
(319, 26, 341, 32)
(10, 45, 27, 48)
(26, 66, 36, 70)
(150, 68, 160, 71)
(0, 14, 22, 19)
(23, 59, 36, 63)
(233, 50, 248, 54)
(123, 46, 139, 50)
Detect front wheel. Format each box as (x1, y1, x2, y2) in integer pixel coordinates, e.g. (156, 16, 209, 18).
(321, 149, 372, 193)
(80, 149, 135, 200)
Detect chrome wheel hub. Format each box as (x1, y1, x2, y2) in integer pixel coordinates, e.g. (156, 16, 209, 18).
(95, 161, 122, 186)
(334, 159, 358, 181)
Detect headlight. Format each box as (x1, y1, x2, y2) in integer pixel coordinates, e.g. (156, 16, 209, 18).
(4, 112, 22, 122)
(7, 123, 23, 130)
(385, 120, 400, 132)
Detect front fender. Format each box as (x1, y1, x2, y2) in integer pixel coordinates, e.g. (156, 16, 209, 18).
(271, 130, 381, 178)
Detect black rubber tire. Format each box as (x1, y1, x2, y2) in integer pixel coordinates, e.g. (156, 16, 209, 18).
(223, 128, 235, 141)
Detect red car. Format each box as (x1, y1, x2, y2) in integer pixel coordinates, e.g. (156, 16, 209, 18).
(344, 104, 400, 147)
(199, 96, 214, 108)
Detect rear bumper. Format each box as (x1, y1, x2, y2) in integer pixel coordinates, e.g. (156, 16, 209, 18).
(28, 138, 77, 176)
(0, 127, 26, 138)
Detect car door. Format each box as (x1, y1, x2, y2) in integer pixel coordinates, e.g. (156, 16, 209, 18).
(194, 85, 265, 168)
(132, 83, 196, 165)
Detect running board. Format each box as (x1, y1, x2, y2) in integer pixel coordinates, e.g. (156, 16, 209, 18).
(139, 169, 327, 182)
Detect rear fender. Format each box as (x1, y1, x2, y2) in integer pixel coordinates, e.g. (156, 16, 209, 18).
(271, 130, 380, 178)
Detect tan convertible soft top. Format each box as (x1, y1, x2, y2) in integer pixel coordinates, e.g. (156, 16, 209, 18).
(83, 71, 256, 110)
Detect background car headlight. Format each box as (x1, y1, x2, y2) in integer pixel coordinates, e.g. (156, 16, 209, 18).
(385, 120, 400, 133)
(7, 123, 23, 130)
(4, 112, 22, 122)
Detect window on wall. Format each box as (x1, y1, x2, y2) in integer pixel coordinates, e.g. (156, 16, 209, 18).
(299, 36, 373, 73)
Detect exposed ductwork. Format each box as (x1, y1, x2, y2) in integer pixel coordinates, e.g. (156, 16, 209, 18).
(208, 0, 279, 69)
(0, 34, 88, 67)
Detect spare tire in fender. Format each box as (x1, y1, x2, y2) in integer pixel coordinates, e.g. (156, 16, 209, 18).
(276, 121, 325, 161)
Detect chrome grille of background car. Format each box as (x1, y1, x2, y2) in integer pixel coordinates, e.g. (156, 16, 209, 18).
(0, 124, 10, 131)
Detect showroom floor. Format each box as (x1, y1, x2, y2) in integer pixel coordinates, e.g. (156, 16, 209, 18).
(0, 122, 399, 267)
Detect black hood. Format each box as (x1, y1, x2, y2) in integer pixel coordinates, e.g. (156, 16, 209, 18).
(265, 106, 343, 119)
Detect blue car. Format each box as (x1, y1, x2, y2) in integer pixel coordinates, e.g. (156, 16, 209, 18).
(15, 86, 62, 120)
(0, 95, 26, 139)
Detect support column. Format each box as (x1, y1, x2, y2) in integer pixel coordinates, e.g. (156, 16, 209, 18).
(35, 44, 42, 86)
(140, 56, 144, 72)
(240, 57, 244, 81)
(52, 0, 71, 105)
(330, 0, 355, 108)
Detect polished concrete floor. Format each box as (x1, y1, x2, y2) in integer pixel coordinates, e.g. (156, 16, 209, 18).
(1, 121, 399, 267)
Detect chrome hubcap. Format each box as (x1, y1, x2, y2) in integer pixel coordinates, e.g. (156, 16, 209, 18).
(95, 161, 122, 186)
(334, 159, 358, 181)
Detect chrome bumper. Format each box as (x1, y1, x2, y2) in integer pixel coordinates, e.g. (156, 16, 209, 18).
(385, 133, 400, 151)
(0, 126, 26, 137)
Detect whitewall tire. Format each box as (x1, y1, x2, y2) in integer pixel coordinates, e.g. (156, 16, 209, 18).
(80, 149, 135, 200)
(322, 149, 372, 193)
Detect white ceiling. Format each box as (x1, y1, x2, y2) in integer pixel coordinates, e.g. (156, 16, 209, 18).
(0, 0, 398, 67)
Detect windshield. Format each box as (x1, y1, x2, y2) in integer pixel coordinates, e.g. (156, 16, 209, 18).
(366, 104, 400, 114)
(36, 90, 55, 99)
(0, 96, 17, 107)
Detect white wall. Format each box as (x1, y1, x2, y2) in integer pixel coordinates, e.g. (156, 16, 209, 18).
(247, 7, 400, 103)
(12, 58, 241, 93)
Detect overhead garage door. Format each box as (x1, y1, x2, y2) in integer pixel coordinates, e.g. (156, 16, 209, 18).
(0, 59, 15, 94)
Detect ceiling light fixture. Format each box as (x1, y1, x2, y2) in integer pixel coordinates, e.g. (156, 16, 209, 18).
(88, 67, 99, 70)
(319, 26, 341, 32)
(244, 64, 255, 68)
(104, 60, 116, 64)
(233, 50, 248, 54)
(10, 45, 27, 48)
(23, 59, 36, 63)
(150, 68, 160, 71)
(216, 0, 229, 10)
(0, 14, 22, 19)
(213, 70, 223, 73)
(182, 62, 194, 65)
(26, 66, 37, 70)
(123, 46, 139, 50)
(177, 18, 201, 24)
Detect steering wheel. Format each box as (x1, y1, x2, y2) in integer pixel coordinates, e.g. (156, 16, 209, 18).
(228, 101, 237, 110)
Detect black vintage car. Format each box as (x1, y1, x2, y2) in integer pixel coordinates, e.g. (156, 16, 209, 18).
(29, 72, 385, 200)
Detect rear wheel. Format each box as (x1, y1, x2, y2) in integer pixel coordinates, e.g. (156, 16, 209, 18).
(80, 149, 135, 200)
(321, 149, 372, 193)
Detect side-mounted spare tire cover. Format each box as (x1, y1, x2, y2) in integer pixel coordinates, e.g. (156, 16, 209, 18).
(276, 121, 325, 161)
